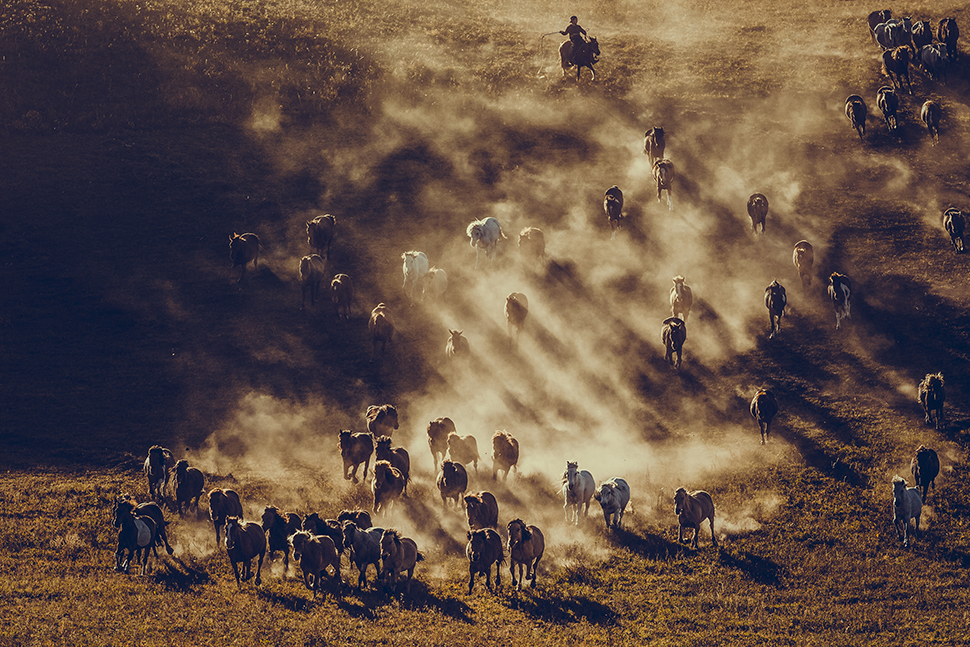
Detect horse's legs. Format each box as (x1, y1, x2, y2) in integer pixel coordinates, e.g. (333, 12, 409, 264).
(255, 551, 264, 586)
(468, 568, 476, 595)
(709, 516, 717, 547)
(230, 560, 242, 587)
(530, 555, 540, 587)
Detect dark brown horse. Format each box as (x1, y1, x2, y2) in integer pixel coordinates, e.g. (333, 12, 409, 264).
(750, 389, 779, 444)
(225, 516, 266, 588)
(559, 36, 600, 80)
(911, 445, 941, 501)
(918, 373, 945, 429)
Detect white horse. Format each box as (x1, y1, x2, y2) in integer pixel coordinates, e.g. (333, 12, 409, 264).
(423, 267, 448, 301)
(401, 251, 429, 304)
(892, 476, 922, 548)
(466, 217, 506, 268)
(561, 461, 595, 524)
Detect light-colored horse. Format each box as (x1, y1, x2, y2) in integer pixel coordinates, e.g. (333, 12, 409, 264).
(653, 159, 674, 210)
(330, 273, 354, 319)
(507, 519, 544, 590)
(467, 217, 506, 267)
(670, 276, 693, 322)
(674, 488, 717, 549)
(561, 461, 595, 524)
(401, 251, 429, 303)
(423, 267, 448, 301)
(892, 476, 922, 548)
(445, 330, 470, 359)
(518, 227, 546, 266)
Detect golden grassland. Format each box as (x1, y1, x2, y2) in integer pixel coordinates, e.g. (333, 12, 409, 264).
(3, 0, 970, 644)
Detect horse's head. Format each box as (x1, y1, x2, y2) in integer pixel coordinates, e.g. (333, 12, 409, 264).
(112, 497, 133, 528)
(892, 476, 907, 503)
(507, 519, 530, 548)
(289, 530, 309, 560)
(467, 529, 487, 561)
(261, 506, 279, 531)
(588, 36, 600, 58)
(342, 521, 358, 547)
(173, 459, 188, 476)
(224, 516, 241, 550)
(380, 529, 401, 562)
(674, 488, 688, 515)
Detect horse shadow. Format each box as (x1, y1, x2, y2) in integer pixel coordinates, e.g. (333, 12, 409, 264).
(504, 589, 618, 626)
(152, 557, 211, 592)
(717, 549, 785, 587)
(336, 582, 474, 623)
(258, 586, 319, 613)
(607, 527, 690, 561)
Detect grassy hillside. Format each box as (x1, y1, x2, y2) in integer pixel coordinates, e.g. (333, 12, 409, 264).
(2, 0, 970, 644)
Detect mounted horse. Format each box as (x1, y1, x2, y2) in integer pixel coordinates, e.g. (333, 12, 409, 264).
(559, 36, 600, 80)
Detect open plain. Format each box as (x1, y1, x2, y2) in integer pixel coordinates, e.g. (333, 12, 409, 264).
(2, 0, 970, 644)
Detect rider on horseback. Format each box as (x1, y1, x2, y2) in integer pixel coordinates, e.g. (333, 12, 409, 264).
(560, 16, 587, 65)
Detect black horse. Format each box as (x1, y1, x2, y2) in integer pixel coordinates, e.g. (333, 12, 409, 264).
(559, 37, 600, 80)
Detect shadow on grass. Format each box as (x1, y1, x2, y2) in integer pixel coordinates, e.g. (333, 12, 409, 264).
(718, 549, 785, 586)
(153, 557, 211, 592)
(334, 580, 474, 623)
(609, 527, 691, 560)
(504, 588, 618, 626)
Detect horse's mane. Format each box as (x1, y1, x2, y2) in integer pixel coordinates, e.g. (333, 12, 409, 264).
(384, 528, 403, 545)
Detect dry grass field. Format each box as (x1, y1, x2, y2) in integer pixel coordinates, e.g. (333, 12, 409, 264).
(3, 0, 970, 644)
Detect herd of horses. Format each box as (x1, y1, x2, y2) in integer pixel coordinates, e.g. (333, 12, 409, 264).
(849, 13, 958, 144)
(195, 9, 963, 603)
(120, 418, 729, 596)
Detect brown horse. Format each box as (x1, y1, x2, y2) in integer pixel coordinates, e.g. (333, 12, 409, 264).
(764, 280, 787, 339)
(507, 519, 544, 590)
(747, 193, 769, 233)
(225, 516, 266, 588)
(750, 389, 778, 444)
(559, 36, 600, 80)
(918, 373, 945, 429)
(662, 317, 686, 368)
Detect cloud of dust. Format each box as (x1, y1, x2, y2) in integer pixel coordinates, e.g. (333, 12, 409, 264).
(189, 0, 948, 578)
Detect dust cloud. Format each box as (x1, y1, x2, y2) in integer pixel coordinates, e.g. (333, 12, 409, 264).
(181, 0, 950, 574)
